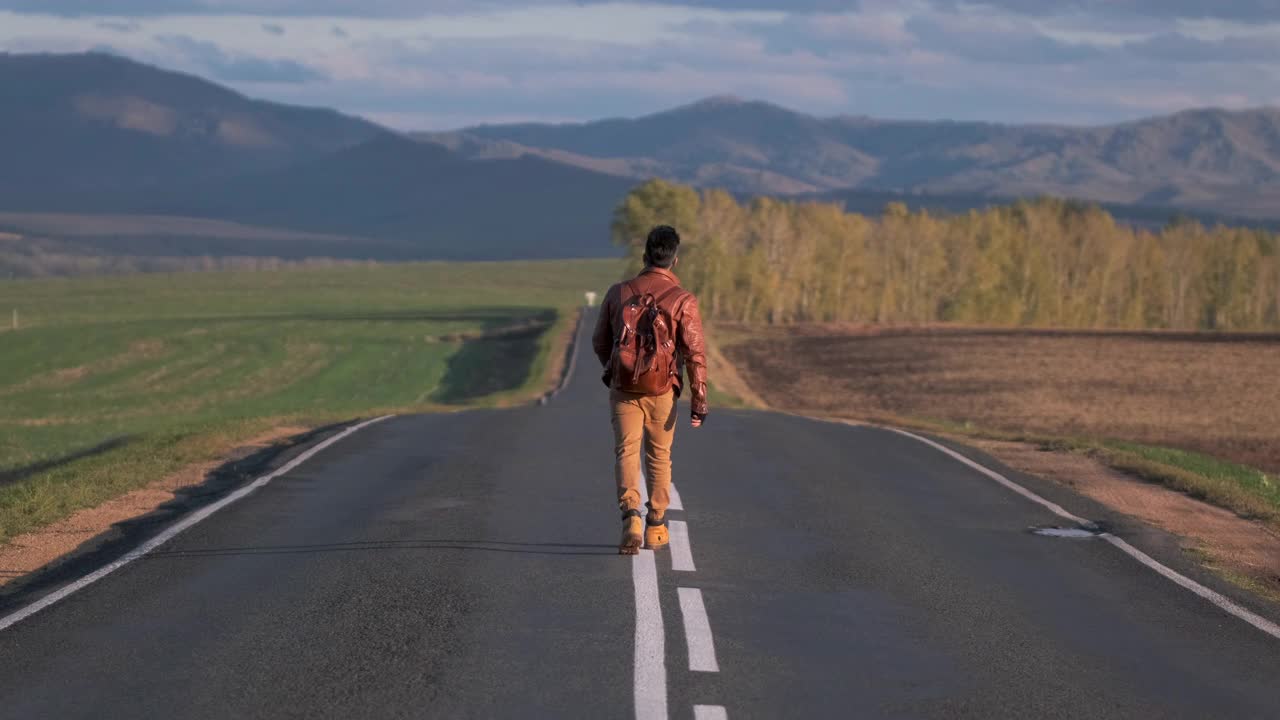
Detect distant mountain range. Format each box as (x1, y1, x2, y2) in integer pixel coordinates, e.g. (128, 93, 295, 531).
(2, 52, 1279, 270)
(0, 52, 633, 261)
(135, 133, 637, 259)
(419, 96, 1280, 220)
(0, 52, 381, 205)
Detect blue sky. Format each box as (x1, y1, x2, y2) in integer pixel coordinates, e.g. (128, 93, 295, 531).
(1, 1, 1277, 130)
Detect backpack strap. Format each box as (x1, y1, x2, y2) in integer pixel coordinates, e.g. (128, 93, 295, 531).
(615, 281, 640, 347)
(653, 284, 686, 311)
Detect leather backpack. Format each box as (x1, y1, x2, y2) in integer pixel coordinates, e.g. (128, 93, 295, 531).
(610, 280, 688, 395)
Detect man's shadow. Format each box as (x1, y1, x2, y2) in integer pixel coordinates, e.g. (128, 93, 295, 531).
(145, 540, 619, 559)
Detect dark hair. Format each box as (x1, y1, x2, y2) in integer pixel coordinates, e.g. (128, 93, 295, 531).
(644, 225, 680, 268)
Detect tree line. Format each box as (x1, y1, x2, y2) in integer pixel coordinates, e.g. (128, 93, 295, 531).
(612, 180, 1280, 331)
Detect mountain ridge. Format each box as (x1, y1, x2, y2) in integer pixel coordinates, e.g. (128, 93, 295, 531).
(0, 52, 634, 261)
(0, 52, 384, 206)
(416, 97, 1280, 219)
(130, 132, 636, 259)
(3, 51, 1278, 271)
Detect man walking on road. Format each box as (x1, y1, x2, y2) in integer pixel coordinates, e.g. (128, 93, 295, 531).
(593, 225, 709, 555)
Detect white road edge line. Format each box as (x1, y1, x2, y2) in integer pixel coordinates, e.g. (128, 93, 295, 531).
(886, 426, 1280, 642)
(1101, 533, 1280, 640)
(677, 587, 720, 672)
(885, 427, 1089, 526)
(633, 550, 668, 720)
(0, 415, 395, 634)
(693, 706, 728, 720)
(668, 520, 696, 572)
(540, 307, 585, 404)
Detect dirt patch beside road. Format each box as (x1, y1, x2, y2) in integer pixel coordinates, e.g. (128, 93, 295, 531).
(0, 426, 308, 588)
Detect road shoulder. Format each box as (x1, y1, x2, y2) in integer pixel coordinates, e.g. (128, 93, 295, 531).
(0, 420, 359, 614)
(963, 435, 1280, 602)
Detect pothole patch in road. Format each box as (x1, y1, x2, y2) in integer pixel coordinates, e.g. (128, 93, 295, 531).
(1029, 523, 1104, 538)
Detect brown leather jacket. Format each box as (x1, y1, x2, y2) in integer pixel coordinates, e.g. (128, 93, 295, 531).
(592, 266, 709, 418)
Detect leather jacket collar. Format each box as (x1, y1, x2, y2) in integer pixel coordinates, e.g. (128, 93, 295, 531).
(639, 266, 681, 285)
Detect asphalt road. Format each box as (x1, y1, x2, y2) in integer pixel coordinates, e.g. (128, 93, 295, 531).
(1, 309, 1278, 719)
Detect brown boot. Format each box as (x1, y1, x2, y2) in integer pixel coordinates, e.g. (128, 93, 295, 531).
(645, 515, 669, 549)
(619, 510, 644, 555)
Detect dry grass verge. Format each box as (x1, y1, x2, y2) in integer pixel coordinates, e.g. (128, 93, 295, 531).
(0, 426, 307, 587)
(705, 329, 767, 409)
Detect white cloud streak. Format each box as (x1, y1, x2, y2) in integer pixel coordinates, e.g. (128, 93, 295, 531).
(0, 3, 1278, 129)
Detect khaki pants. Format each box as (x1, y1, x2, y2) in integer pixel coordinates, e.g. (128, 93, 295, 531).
(610, 389, 677, 518)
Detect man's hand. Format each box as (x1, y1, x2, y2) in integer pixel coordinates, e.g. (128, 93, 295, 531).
(691, 414, 705, 428)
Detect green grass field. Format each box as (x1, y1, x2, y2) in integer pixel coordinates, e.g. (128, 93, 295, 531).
(0, 259, 622, 542)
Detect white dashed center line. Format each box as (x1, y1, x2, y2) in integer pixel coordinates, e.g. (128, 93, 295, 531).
(632, 474, 727, 719)
(632, 549, 668, 720)
(677, 587, 720, 672)
(668, 520, 696, 572)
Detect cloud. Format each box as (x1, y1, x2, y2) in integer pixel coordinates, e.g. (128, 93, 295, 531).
(0, 0, 859, 17)
(905, 13, 1102, 65)
(282, 28, 855, 127)
(0, 0, 439, 16)
(95, 20, 140, 33)
(12, 0, 1262, 22)
(156, 34, 324, 83)
(715, 13, 911, 58)
(2, 0, 1278, 130)
(938, 0, 1280, 23)
(1125, 32, 1280, 64)
(0, 0, 1275, 25)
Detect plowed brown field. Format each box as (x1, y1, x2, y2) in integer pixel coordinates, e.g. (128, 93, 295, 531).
(724, 326, 1280, 474)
